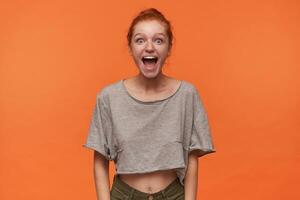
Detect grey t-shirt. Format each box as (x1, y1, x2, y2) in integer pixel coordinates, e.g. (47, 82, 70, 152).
(82, 79, 216, 186)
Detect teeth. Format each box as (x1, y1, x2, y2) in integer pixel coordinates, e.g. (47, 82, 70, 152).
(142, 56, 158, 65)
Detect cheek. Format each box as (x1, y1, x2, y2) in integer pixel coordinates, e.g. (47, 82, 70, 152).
(158, 47, 170, 57)
(131, 50, 142, 63)
(129, 47, 139, 56)
(131, 46, 143, 55)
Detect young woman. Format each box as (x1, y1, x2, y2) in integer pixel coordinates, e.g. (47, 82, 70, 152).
(83, 8, 216, 200)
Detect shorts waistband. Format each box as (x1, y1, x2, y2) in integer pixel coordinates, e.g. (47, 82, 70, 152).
(112, 174, 182, 199)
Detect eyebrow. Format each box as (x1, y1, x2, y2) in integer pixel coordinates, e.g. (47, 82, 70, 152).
(133, 33, 166, 37)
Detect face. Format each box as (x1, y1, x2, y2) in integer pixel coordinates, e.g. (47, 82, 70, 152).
(129, 20, 170, 78)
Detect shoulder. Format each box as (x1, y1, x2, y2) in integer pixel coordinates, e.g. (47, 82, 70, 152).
(95, 80, 122, 102)
(181, 80, 199, 95)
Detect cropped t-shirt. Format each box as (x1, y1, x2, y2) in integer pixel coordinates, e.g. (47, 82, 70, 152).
(82, 79, 216, 186)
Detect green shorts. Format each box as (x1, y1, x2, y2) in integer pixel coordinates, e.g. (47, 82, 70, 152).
(110, 174, 184, 200)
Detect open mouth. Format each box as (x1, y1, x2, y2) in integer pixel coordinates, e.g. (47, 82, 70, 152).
(142, 56, 158, 65)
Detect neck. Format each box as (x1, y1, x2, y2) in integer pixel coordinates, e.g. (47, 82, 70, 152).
(134, 72, 169, 92)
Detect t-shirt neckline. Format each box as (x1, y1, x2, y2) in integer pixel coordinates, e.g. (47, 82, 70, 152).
(120, 79, 184, 105)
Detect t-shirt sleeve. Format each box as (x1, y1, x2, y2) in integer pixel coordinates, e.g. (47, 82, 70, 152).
(82, 91, 116, 161)
(188, 86, 216, 157)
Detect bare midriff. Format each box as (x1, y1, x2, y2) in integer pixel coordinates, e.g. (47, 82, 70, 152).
(118, 169, 178, 193)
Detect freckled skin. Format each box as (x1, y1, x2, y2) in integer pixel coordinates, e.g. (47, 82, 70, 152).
(120, 19, 180, 193)
(129, 20, 171, 79)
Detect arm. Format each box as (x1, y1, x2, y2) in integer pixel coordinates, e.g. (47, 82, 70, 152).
(94, 151, 111, 200)
(184, 151, 199, 200)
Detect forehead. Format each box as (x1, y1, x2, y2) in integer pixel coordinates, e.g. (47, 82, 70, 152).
(133, 20, 167, 36)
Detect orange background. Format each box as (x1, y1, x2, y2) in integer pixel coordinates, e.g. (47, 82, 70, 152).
(1, 0, 299, 200)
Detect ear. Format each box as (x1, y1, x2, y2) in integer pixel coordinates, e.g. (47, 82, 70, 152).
(128, 47, 133, 55)
(168, 45, 172, 55)
(167, 49, 171, 57)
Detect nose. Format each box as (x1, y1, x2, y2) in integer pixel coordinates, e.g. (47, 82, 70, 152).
(145, 41, 155, 52)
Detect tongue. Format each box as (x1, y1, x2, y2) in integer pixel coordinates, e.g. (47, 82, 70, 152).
(144, 60, 156, 69)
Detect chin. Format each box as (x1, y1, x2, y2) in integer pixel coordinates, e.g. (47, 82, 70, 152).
(141, 70, 160, 78)
(140, 67, 162, 79)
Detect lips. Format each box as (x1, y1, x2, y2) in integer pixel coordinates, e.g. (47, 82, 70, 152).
(141, 56, 158, 65)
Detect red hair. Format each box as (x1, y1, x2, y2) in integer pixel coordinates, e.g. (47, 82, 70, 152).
(127, 8, 174, 51)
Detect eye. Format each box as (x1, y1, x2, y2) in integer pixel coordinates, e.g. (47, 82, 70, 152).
(155, 38, 164, 44)
(135, 38, 144, 44)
